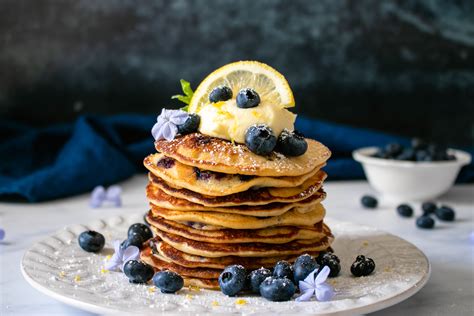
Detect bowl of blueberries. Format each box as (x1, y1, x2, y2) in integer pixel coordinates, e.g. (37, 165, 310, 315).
(353, 138, 471, 202)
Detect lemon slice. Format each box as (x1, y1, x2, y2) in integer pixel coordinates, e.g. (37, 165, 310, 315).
(188, 61, 295, 114)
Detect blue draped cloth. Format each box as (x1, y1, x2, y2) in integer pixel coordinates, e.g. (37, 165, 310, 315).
(1, 114, 472, 202)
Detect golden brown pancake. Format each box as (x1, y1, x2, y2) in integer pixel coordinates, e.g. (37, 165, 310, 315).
(148, 170, 327, 207)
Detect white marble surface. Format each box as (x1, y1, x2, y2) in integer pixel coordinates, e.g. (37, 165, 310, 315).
(1, 175, 473, 315)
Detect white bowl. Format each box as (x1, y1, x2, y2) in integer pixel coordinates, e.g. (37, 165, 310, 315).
(353, 147, 471, 202)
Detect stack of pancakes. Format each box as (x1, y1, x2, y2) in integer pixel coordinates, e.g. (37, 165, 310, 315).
(140, 133, 333, 289)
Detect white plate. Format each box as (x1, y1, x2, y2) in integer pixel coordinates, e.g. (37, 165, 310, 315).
(21, 214, 430, 315)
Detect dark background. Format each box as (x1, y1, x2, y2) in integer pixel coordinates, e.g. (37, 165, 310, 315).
(1, 0, 473, 146)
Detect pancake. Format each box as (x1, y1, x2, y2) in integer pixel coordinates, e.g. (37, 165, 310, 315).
(148, 170, 327, 207)
(149, 203, 326, 230)
(147, 185, 326, 217)
(151, 239, 322, 269)
(154, 133, 331, 177)
(146, 213, 325, 243)
(154, 227, 333, 258)
(144, 153, 324, 196)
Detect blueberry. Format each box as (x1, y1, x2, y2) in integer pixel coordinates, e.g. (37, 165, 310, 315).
(372, 148, 389, 159)
(396, 148, 415, 161)
(416, 216, 435, 229)
(350, 255, 375, 277)
(128, 223, 153, 241)
(361, 195, 378, 209)
(177, 113, 200, 135)
(123, 260, 154, 284)
(315, 252, 340, 277)
(385, 143, 403, 158)
(396, 204, 413, 217)
(275, 129, 308, 157)
(411, 138, 428, 150)
(245, 124, 277, 155)
(152, 271, 184, 293)
(78, 231, 105, 253)
(248, 268, 272, 293)
(421, 202, 437, 215)
(273, 260, 294, 281)
(435, 205, 455, 221)
(121, 233, 144, 250)
(236, 88, 260, 108)
(415, 150, 432, 162)
(259, 276, 296, 302)
(218, 265, 246, 296)
(293, 254, 319, 284)
(209, 85, 233, 103)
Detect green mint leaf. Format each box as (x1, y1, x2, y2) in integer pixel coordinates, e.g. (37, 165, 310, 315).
(171, 79, 194, 106)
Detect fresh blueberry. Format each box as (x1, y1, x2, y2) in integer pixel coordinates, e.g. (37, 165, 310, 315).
(177, 113, 200, 135)
(372, 148, 389, 159)
(236, 88, 260, 108)
(123, 260, 154, 284)
(275, 129, 308, 157)
(396, 204, 413, 217)
(209, 85, 233, 103)
(415, 150, 432, 162)
(128, 223, 153, 241)
(315, 252, 340, 277)
(411, 138, 428, 150)
(152, 271, 184, 293)
(293, 254, 319, 284)
(421, 202, 437, 215)
(416, 216, 435, 229)
(361, 195, 378, 209)
(273, 260, 294, 281)
(245, 124, 277, 155)
(435, 205, 455, 221)
(385, 143, 403, 158)
(78, 231, 105, 253)
(396, 148, 415, 161)
(248, 268, 272, 294)
(350, 255, 375, 277)
(218, 265, 246, 296)
(259, 276, 296, 301)
(121, 233, 144, 250)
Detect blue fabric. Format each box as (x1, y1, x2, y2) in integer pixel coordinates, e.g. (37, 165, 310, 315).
(1, 114, 473, 202)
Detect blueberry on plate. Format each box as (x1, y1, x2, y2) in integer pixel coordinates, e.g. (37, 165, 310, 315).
(177, 113, 200, 135)
(245, 124, 277, 156)
(78, 231, 105, 253)
(152, 270, 184, 293)
(421, 202, 437, 215)
(435, 205, 455, 221)
(121, 233, 144, 250)
(350, 255, 375, 277)
(128, 223, 153, 241)
(259, 276, 296, 301)
(273, 260, 294, 281)
(123, 260, 154, 284)
(396, 204, 413, 217)
(209, 85, 233, 103)
(416, 216, 435, 229)
(275, 129, 308, 157)
(361, 195, 378, 209)
(316, 252, 340, 277)
(293, 254, 319, 284)
(218, 265, 247, 296)
(248, 268, 272, 293)
(236, 88, 260, 108)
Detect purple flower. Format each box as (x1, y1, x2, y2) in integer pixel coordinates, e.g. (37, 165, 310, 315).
(296, 266, 334, 302)
(0, 228, 5, 241)
(90, 185, 122, 208)
(104, 240, 139, 271)
(151, 109, 189, 141)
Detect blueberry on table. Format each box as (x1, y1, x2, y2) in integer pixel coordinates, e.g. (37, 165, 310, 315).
(396, 204, 414, 217)
(350, 255, 375, 277)
(153, 271, 184, 293)
(218, 265, 247, 296)
(248, 268, 272, 293)
(421, 202, 437, 215)
(209, 85, 233, 103)
(416, 216, 435, 229)
(236, 88, 260, 108)
(293, 254, 319, 284)
(78, 231, 105, 253)
(275, 129, 308, 157)
(435, 205, 455, 221)
(121, 234, 144, 250)
(128, 223, 153, 241)
(123, 260, 154, 284)
(245, 124, 277, 156)
(361, 195, 378, 209)
(177, 113, 200, 135)
(273, 260, 294, 281)
(316, 252, 341, 277)
(260, 277, 296, 301)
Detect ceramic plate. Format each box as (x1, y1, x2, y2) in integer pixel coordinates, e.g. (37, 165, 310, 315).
(21, 214, 430, 315)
